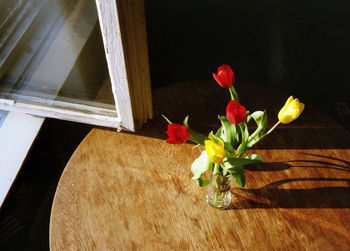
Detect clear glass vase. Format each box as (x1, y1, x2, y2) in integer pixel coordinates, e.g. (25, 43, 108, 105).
(206, 172, 233, 209)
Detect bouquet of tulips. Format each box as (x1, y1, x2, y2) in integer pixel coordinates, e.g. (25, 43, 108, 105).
(163, 64, 304, 189)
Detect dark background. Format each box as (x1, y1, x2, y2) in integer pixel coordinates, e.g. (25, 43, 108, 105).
(146, 0, 350, 109)
(1, 1, 350, 250)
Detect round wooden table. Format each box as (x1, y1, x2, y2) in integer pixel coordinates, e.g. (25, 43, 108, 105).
(50, 81, 350, 250)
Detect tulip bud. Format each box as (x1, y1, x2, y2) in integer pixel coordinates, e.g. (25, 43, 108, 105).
(278, 96, 305, 124)
(166, 124, 190, 144)
(204, 139, 226, 163)
(226, 100, 246, 124)
(213, 64, 235, 88)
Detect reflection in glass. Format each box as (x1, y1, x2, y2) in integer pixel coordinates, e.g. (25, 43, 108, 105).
(0, 0, 115, 117)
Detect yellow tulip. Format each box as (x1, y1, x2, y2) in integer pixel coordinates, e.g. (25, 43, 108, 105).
(204, 139, 226, 163)
(278, 96, 305, 124)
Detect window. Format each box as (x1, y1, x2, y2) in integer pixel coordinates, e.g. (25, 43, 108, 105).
(0, 0, 152, 131)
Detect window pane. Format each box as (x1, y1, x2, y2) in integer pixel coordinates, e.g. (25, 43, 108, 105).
(0, 0, 116, 119)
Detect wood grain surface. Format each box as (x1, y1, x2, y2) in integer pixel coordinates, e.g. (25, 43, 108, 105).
(50, 81, 350, 250)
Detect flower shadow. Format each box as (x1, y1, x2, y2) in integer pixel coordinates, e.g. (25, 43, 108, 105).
(225, 153, 350, 209)
(227, 178, 350, 209)
(244, 162, 291, 172)
(287, 152, 350, 172)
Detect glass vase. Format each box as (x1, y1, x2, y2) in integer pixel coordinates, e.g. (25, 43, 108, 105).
(206, 172, 233, 209)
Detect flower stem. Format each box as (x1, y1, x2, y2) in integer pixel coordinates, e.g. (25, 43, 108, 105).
(245, 121, 281, 149)
(213, 163, 220, 175)
(235, 123, 247, 158)
(229, 86, 239, 102)
(239, 123, 245, 142)
(222, 164, 228, 176)
(266, 121, 281, 135)
(254, 121, 281, 145)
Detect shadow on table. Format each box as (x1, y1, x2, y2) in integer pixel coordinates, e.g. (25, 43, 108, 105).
(245, 153, 350, 173)
(244, 162, 291, 172)
(228, 154, 350, 209)
(287, 152, 350, 172)
(228, 177, 350, 209)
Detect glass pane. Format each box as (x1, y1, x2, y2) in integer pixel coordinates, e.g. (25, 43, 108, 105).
(0, 0, 116, 117)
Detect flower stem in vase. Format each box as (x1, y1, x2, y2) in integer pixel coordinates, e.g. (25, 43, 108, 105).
(206, 172, 233, 209)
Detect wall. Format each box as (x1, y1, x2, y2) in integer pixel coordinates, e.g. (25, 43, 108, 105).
(145, 0, 350, 106)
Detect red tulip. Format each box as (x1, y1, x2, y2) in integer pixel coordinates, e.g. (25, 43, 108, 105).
(166, 124, 190, 144)
(226, 100, 246, 124)
(212, 64, 235, 88)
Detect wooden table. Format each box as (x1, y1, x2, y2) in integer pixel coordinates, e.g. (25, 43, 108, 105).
(50, 81, 350, 250)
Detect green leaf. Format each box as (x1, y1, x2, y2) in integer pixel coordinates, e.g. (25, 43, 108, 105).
(247, 110, 267, 148)
(245, 153, 263, 162)
(235, 124, 249, 158)
(242, 124, 249, 143)
(225, 157, 261, 167)
(223, 142, 235, 157)
(228, 165, 246, 187)
(183, 116, 208, 146)
(208, 131, 222, 144)
(196, 177, 211, 187)
(235, 143, 246, 158)
(191, 151, 214, 186)
(246, 111, 252, 123)
(161, 114, 172, 124)
(215, 127, 235, 157)
(251, 111, 266, 125)
(222, 156, 260, 187)
(218, 115, 240, 147)
(183, 115, 189, 126)
(215, 127, 222, 137)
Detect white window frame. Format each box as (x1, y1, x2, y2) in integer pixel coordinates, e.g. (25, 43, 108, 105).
(95, 0, 134, 131)
(0, 0, 153, 132)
